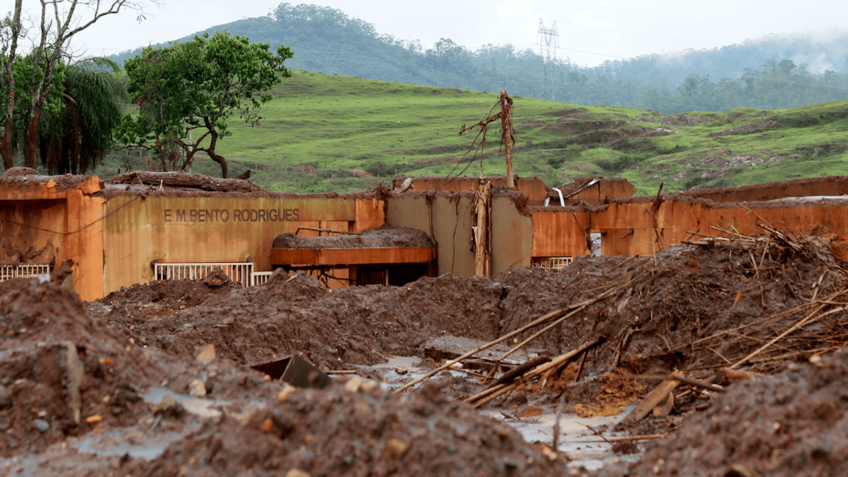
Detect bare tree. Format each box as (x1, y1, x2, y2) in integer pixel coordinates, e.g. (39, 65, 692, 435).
(1, 0, 156, 171)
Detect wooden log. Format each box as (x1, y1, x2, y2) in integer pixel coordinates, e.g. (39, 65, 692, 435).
(395, 305, 577, 393)
(493, 356, 551, 386)
(621, 373, 682, 425)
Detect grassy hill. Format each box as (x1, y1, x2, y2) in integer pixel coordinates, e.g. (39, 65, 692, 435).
(95, 71, 848, 196)
(105, 4, 848, 113)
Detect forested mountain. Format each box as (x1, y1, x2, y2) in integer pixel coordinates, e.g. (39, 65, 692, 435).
(107, 3, 848, 113)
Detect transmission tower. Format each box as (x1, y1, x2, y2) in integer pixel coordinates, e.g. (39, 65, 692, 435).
(537, 19, 559, 102)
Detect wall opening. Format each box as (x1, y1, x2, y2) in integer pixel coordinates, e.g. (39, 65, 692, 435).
(590, 232, 602, 257)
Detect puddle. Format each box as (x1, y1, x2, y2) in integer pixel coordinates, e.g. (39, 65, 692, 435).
(483, 407, 641, 470)
(72, 427, 198, 460)
(362, 355, 645, 470)
(143, 387, 230, 418)
(356, 355, 466, 390)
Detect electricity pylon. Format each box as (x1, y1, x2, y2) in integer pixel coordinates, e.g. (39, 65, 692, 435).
(538, 19, 559, 102)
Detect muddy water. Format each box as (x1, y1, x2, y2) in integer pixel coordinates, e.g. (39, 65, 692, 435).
(359, 356, 643, 470)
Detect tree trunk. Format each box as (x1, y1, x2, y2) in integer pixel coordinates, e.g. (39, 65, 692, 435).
(1, 0, 23, 171)
(500, 90, 514, 189)
(24, 112, 41, 169)
(1, 118, 12, 171)
(204, 134, 228, 178)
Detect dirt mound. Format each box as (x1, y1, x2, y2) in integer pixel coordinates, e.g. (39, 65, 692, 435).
(89, 272, 504, 368)
(272, 225, 435, 250)
(495, 235, 845, 381)
(0, 278, 163, 457)
(594, 348, 848, 477)
(130, 381, 563, 477)
(91, 232, 846, 397)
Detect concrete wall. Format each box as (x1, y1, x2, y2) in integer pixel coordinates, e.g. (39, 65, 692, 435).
(491, 194, 534, 274)
(564, 178, 636, 205)
(0, 177, 104, 301)
(393, 176, 550, 204)
(385, 194, 475, 277)
(530, 197, 848, 261)
(101, 195, 384, 296)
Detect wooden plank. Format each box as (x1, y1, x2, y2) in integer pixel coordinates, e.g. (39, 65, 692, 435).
(270, 247, 434, 266)
(621, 372, 682, 425)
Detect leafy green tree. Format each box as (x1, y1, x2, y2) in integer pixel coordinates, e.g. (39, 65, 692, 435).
(118, 32, 293, 177)
(0, 54, 66, 164)
(1, 0, 155, 171)
(38, 58, 126, 174)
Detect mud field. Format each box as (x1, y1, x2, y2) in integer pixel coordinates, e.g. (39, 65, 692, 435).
(3, 231, 848, 476)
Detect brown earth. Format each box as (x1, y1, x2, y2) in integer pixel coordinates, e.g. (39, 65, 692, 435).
(0, 277, 162, 457)
(6, 230, 848, 475)
(89, 232, 847, 410)
(1, 276, 568, 477)
(0, 277, 294, 461)
(128, 381, 563, 477)
(88, 270, 504, 369)
(591, 348, 848, 477)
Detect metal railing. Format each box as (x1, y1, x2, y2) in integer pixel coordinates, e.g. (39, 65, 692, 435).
(251, 271, 273, 287)
(154, 262, 254, 287)
(531, 257, 573, 270)
(0, 263, 51, 281)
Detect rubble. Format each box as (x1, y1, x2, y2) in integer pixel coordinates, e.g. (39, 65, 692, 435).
(593, 348, 848, 477)
(3, 228, 848, 475)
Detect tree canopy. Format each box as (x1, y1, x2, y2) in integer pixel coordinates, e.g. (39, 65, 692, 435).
(117, 32, 293, 177)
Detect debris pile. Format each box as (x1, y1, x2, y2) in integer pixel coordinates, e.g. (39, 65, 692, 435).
(593, 348, 848, 477)
(491, 230, 847, 389)
(0, 278, 163, 457)
(90, 272, 504, 367)
(91, 229, 848, 418)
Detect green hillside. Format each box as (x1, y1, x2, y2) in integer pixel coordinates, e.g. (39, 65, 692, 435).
(105, 4, 848, 113)
(95, 71, 848, 196)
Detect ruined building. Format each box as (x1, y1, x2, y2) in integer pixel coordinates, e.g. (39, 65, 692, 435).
(3, 165, 848, 300)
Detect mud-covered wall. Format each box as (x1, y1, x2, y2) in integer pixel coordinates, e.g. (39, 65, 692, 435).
(392, 176, 550, 203)
(491, 194, 534, 274)
(101, 195, 383, 296)
(530, 210, 591, 258)
(531, 197, 848, 261)
(567, 178, 636, 205)
(385, 194, 475, 277)
(0, 199, 65, 266)
(0, 177, 104, 301)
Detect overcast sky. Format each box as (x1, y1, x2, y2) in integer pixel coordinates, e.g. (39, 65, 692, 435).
(56, 0, 848, 67)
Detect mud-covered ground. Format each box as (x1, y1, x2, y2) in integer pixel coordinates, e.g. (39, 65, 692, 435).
(4, 233, 848, 476)
(590, 347, 848, 477)
(90, 234, 845, 386)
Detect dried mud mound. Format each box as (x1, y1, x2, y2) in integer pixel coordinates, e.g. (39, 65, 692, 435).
(272, 225, 435, 249)
(495, 236, 846, 378)
(0, 278, 163, 457)
(131, 382, 563, 477)
(594, 348, 848, 477)
(90, 271, 503, 368)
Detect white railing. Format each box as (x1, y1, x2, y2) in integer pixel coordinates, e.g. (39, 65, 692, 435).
(154, 262, 254, 287)
(0, 263, 51, 281)
(531, 257, 573, 270)
(251, 271, 273, 287)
